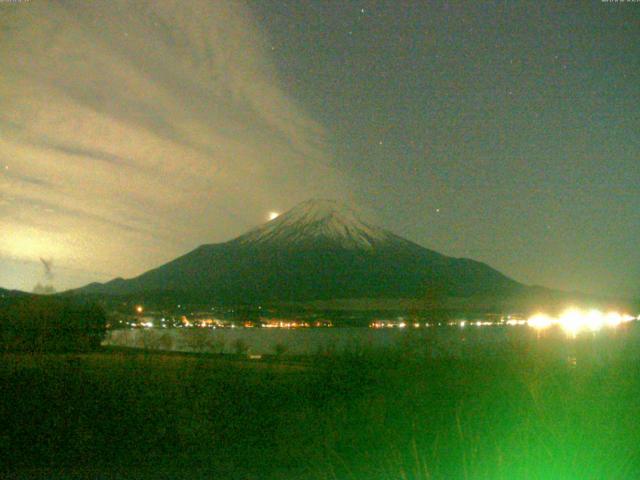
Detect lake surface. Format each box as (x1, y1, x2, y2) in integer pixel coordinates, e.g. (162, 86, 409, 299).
(104, 322, 640, 360)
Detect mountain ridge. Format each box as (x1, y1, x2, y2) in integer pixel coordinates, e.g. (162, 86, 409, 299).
(71, 199, 525, 305)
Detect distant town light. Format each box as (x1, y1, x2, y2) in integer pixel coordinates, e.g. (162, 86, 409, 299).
(135, 305, 143, 314)
(559, 308, 582, 337)
(527, 313, 553, 330)
(525, 308, 635, 337)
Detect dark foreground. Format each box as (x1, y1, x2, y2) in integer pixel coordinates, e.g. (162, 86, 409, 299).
(2, 335, 640, 479)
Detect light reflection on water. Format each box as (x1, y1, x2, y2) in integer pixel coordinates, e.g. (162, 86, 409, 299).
(105, 320, 640, 360)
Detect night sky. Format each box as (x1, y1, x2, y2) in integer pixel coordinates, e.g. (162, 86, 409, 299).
(1, 0, 638, 297)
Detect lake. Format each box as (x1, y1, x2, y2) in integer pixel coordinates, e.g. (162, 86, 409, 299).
(104, 322, 640, 361)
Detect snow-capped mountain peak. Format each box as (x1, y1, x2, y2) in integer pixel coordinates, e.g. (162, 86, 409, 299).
(236, 199, 392, 249)
(73, 198, 523, 304)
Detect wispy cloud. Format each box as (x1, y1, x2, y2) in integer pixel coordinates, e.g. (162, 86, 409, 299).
(32, 141, 134, 167)
(0, 0, 350, 287)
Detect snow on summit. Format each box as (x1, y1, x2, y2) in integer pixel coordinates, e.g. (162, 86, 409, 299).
(237, 199, 392, 249)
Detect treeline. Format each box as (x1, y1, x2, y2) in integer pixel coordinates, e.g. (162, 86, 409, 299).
(0, 295, 107, 352)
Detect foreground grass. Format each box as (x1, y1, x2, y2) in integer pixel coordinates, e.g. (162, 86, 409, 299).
(2, 335, 640, 479)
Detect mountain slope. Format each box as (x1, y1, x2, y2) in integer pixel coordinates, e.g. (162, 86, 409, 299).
(73, 199, 524, 304)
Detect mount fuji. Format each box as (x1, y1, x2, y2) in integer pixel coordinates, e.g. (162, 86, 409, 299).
(72, 199, 526, 306)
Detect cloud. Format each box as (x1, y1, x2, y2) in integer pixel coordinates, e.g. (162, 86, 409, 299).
(0, 0, 350, 286)
(31, 141, 133, 167)
(39, 257, 53, 281)
(33, 256, 56, 294)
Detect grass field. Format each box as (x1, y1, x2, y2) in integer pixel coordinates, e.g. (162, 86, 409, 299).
(2, 334, 640, 479)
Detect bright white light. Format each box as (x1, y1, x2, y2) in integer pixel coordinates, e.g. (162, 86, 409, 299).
(605, 312, 622, 328)
(524, 307, 636, 337)
(559, 308, 586, 337)
(584, 309, 604, 332)
(268, 211, 280, 221)
(527, 313, 553, 330)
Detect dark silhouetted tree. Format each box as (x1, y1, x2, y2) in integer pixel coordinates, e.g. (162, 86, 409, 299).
(0, 296, 107, 352)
